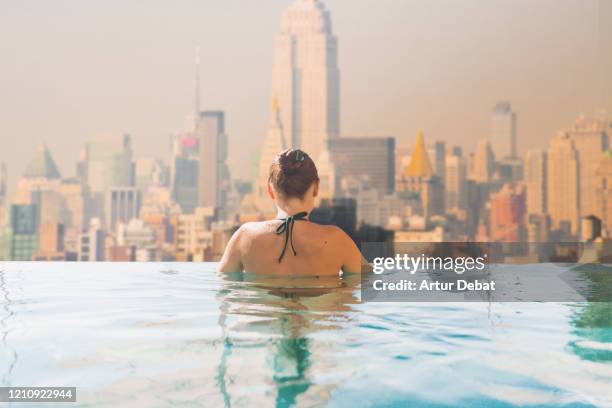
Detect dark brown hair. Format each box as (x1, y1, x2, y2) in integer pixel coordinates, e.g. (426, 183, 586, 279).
(269, 148, 319, 199)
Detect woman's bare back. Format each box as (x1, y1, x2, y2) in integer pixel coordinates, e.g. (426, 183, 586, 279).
(219, 220, 362, 276)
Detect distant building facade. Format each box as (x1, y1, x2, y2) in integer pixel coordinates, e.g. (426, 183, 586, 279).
(470, 138, 496, 183)
(594, 151, 612, 236)
(547, 134, 580, 237)
(9, 204, 39, 261)
(78, 218, 105, 261)
(491, 101, 517, 159)
(565, 116, 610, 219)
(445, 153, 467, 212)
(173, 206, 215, 261)
(329, 137, 395, 195)
(171, 134, 199, 214)
(525, 149, 547, 215)
(107, 187, 141, 233)
(489, 183, 526, 242)
(33, 223, 67, 261)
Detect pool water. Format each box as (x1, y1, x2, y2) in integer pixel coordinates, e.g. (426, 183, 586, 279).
(0, 262, 610, 407)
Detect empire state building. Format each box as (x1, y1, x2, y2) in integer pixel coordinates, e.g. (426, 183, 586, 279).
(270, 0, 340, 160)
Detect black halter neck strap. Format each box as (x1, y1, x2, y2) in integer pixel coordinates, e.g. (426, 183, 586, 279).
(275, 211, 308, 263)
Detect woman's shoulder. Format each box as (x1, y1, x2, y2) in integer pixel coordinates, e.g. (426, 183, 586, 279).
(314, 223, 345, 234)
(235, 220, 278, 237)
(236, 220, 348, 239)
(307, 222, 352, 242)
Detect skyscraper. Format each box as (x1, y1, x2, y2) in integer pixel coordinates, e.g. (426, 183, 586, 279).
(547, 134, 579, 237)
(171, 134, 199, 214)
(524, 149, 547, 215)
(434, 141, 446, 184)
(255, 99, 287, 215)
(565, 116, 609, 218)
(594, 151, 612, 236)
(197, 111, 229, 215)
(427, 141, 446, 184)
(9, 204, 39, 260)
(271, 0, 340, 160)
(491, 101, 517, 159)
(59, 179, 86, 232)
(445, 153, 467, 212)
(470, 138, 496, 183)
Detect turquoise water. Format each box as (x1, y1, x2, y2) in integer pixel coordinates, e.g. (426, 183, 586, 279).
(0, 262, 610, 407)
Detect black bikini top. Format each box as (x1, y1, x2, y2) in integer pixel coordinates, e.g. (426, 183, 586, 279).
(275, 211, 308, 263)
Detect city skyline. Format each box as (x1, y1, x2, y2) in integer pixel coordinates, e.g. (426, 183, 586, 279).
(1, 3, 610, 405)
(1, 0, 610, 197)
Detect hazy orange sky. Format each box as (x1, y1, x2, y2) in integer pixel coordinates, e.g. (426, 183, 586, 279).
(0, 0, 610, 195)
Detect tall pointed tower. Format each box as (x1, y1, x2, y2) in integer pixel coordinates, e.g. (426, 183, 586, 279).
(401, 130, 444, 218)
(254, 98, 288, 215)
(404, 129, 434, 179)
(271, 0, 340, 160)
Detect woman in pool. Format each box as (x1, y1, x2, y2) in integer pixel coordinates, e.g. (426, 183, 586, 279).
(219, 148, 363, 275)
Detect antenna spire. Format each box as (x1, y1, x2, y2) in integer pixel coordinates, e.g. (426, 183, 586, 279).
(195, 46, 201, 125)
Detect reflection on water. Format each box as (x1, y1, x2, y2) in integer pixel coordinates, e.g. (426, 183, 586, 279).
(216, 273, 360, 407)
(566, 264, 612, 364)
(569, 302, 612, 362)
(0, 262, 610, 407)
(567, 264, 612, 363)
(566, 263, 612, 302)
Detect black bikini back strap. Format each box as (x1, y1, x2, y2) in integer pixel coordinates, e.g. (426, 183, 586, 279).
(275, 211, 308, 263)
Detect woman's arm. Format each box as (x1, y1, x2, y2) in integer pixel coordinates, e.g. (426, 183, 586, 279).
(218, 227, 244, 272)
(338, 229, 366, 274)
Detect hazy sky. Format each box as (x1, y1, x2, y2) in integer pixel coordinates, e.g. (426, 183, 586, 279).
(1, 0, 610, 195)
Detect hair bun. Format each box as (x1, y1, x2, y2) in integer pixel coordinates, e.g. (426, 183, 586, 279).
(269, 148, 319, 199)
(279, 149, 307, 174)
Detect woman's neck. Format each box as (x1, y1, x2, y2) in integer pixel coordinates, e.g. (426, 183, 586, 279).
(275, 200, 312, 219)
